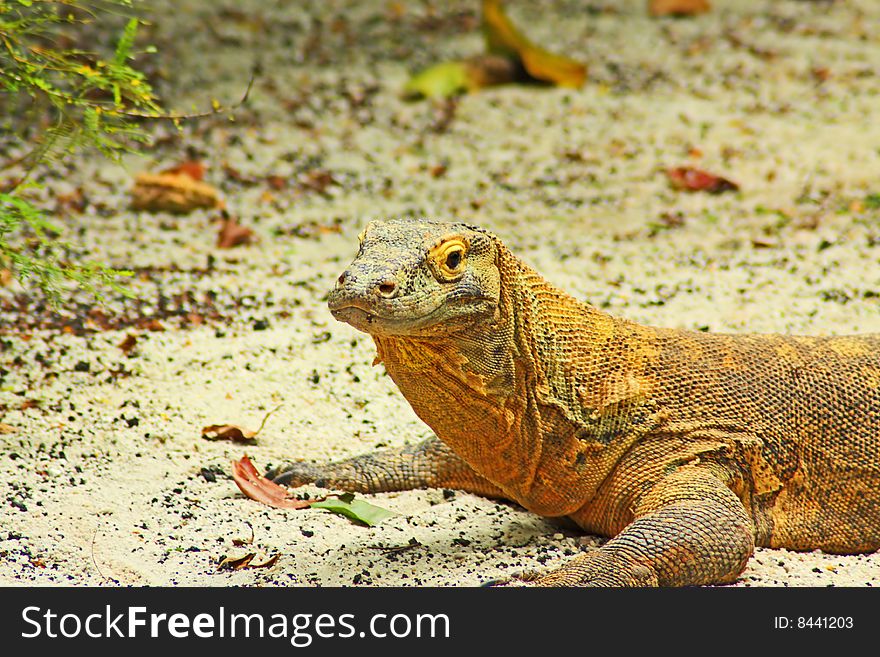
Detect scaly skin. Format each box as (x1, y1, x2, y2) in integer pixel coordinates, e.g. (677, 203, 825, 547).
(274, 219, 880, 586)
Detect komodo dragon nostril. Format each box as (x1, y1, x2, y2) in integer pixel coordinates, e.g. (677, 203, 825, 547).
(376, 281, 398, 298)
(336, 271, 348, 288)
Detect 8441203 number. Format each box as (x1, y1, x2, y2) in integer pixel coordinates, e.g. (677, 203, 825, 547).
(774, 617, 854, 629)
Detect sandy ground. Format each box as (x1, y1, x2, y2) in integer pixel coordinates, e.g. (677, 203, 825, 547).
(1, 0, 879, 587)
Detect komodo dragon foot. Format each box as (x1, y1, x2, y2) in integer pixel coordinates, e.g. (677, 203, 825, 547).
(270, 436, 506, 499)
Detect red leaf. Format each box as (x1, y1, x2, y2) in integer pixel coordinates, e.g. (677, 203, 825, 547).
(649, 0, 711, 17)
(666, 166, 739, 194)
(231, 456, 317, 510)
(162, 160, 206, 181)
(216, 214, 255, 249)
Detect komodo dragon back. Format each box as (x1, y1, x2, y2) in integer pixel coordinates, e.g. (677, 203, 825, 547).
(274, 218, 880, 586)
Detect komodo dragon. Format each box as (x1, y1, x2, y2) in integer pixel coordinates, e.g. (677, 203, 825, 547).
(273, 218, 880, 586)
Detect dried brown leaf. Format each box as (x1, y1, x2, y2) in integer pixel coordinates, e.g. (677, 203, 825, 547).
(666, 166, 739, 194)
(249, 554, 280, 569)
(217, 552, 279, 571)
(217, 553, 255, 571)
(216, 214, 255, 249)
(202, 424, 258, 444)
(0, 423, 16, 434)
(231, 455, 318, 510)
(649, 0, 711, 17)
(751, 236, 778, 249)
(463, 54, 521, 89)
(131, 172, 222, 214)
(138, 318, 166, 332)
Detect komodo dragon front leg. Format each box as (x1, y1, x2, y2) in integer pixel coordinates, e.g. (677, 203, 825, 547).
(272, 436, 505, 499)
(499, 467, 755, 587)
(274, 446, 755, 587)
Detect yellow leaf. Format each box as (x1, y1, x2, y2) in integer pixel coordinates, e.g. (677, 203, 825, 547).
(481, 0, 586, 88)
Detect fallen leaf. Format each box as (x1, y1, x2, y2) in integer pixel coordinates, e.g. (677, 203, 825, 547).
(216, 214, 255, 249)
(666, 166, 739, 194)
(0, 269, 12, 286)
(138, 318, 166, 332)
(298, 169, 338, 194)
(404, 61, 472, 99)
(482, 0, 586, 88)
(403, 56, 520, 99)
(203, 424, 258, 444)
(204, 404, 280, 444)
(404, 1, 585, 99)
(217, 552, 280, 571)
(751, 236, 778, 249)
(266, 175, 287, 190)
(649, 0, 711, 17)
(217, 553, 255, 571)
(131, 171, 222, 214)
(161, 160, 206, 181)
(250, 554, 280, 569)
(0, 423, 16, 434)
(231, 526, 254, 547)
(117, 334, 138, 354)
(310, 493, 398, 527)
(231, 455, 317, 510)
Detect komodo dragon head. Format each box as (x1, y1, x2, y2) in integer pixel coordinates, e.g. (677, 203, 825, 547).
(328, 219, 503, 338)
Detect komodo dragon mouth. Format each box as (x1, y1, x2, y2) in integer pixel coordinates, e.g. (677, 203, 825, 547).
(328, 294, 497, 337)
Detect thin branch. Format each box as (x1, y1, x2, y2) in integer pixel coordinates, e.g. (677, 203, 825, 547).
(107, 64, 258, 120)
(90, 524, 110, 584)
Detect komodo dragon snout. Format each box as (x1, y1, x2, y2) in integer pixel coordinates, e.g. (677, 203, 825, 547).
(328, 219, 501, 337)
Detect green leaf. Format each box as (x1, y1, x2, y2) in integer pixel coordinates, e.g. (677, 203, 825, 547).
(403, 61, 470, 99)
(310, 494, 398, 526)
(114, 18, 139, 66)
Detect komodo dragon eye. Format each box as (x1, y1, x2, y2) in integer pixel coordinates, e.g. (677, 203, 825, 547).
(429, 237, 468, 281)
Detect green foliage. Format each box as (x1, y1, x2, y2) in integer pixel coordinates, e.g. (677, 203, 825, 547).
(0, 0, 161, 304)
(310, 493, 398, 527)
(0, 187, 132, 302)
